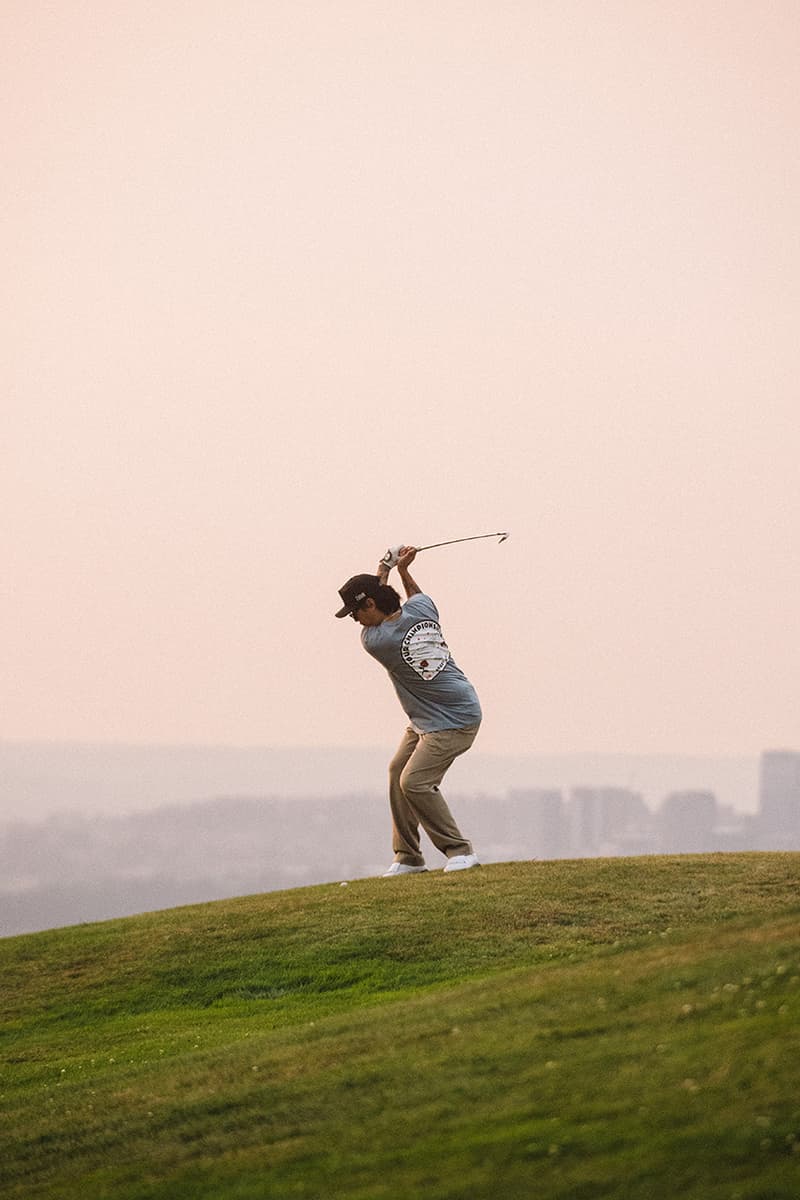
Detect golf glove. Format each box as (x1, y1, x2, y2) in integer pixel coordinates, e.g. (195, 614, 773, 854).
(381, 545, 403, 569)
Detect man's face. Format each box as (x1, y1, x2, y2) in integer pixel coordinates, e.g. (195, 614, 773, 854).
(353, 598, 384, 627)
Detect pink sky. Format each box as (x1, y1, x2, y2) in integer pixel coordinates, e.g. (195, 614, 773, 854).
(2, 1, 798, 756)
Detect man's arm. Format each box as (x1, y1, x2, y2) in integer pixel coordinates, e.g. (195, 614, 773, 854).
(397, 545, 422, 598)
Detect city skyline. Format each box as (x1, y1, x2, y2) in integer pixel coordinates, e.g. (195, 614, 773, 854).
(2, 746, 797, 938)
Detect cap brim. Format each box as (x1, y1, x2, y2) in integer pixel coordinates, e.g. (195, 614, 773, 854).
(335, 604, 353, 619)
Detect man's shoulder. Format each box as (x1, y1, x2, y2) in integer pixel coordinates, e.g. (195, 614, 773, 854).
(403, 593, 439, 620)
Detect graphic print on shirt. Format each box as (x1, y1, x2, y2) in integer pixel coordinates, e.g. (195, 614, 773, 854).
(401, 619, 450, 681)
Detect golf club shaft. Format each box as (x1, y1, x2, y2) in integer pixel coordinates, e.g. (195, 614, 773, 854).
(417, 532, 509, 552)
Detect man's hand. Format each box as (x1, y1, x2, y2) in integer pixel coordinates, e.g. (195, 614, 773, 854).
(397, 545, 417, 569)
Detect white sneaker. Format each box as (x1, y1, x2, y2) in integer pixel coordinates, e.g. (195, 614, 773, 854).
(382, 863, 428, 877)
(443, 853, 480, 873)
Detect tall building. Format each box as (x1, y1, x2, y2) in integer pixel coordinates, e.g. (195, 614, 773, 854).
(568, 787, 648, 856)
(658, 791, 718, 853)
(507, 789, 566, 859)
(758, 750, 800, 846)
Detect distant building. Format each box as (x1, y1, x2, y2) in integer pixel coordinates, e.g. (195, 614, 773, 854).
(568, 787, 649, 856)
(658, 791, 718, 853)
(507, 789, 566, 859)
(757, 750, 800, 848)
(710, 803, 751, 853)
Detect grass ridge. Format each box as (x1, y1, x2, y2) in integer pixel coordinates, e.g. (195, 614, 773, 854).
(2, 852, 799, 1199)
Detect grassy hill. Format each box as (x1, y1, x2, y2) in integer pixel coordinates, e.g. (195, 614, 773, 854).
(2, 853, 799, 1199)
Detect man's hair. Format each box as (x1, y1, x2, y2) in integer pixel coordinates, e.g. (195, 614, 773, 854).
(373, 583, 401, 615)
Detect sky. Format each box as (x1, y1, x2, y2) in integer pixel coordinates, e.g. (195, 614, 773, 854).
(3, 1, 799, 759)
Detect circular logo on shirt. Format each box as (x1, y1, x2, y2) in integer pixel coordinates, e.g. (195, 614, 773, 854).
(401, 620, 450, 681)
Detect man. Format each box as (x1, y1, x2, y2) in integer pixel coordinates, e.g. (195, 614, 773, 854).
(335, 545, 481, 875)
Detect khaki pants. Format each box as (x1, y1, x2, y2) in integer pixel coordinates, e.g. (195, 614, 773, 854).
(388, 724, 480, 866)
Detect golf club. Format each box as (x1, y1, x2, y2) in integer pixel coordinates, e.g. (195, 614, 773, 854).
(418, 532, 510, 552)
(381, 532, 509, 567)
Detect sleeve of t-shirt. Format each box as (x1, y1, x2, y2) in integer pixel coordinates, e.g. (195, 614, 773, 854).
(403, 593, 439, 621)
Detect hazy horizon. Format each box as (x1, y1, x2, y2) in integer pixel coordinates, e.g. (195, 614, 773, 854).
(0, 738, 763, 824)
(4, 3, 799, 762)
(2, 738, 790, 937)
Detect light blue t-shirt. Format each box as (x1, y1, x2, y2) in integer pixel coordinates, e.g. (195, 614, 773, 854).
(361, 594, 482, 734)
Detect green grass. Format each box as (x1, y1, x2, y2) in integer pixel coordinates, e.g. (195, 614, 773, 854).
(2, 853, 799, 1199)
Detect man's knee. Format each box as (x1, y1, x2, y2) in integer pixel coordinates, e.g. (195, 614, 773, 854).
(388, 751, 408, 785)
(399, 763, 439, 801)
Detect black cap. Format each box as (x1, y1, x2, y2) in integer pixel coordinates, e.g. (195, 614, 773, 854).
(335, 574, 382, 619)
